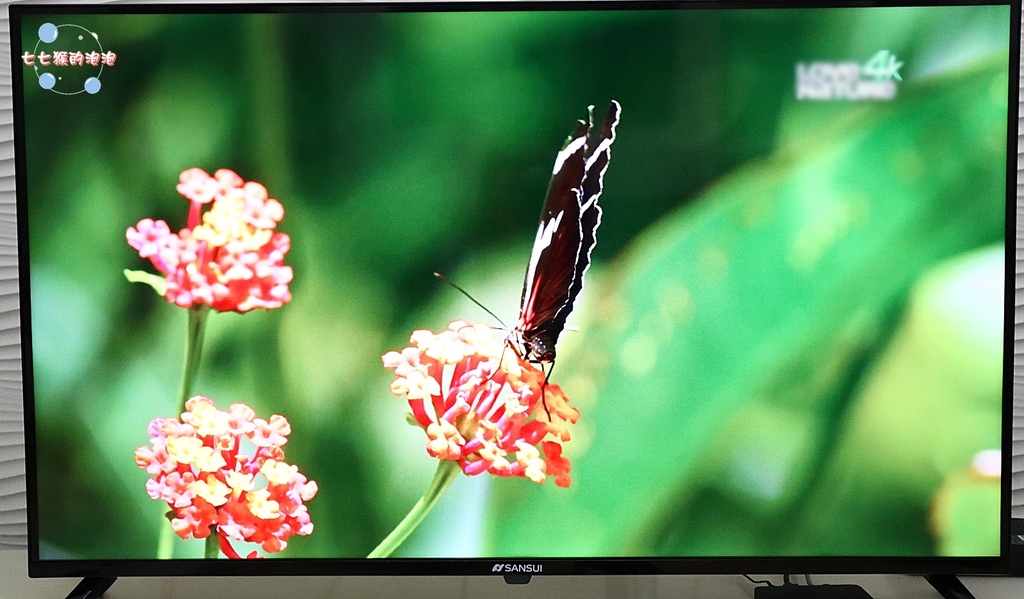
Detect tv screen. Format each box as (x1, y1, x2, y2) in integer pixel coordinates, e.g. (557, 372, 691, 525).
(10, 0, 1018, 579)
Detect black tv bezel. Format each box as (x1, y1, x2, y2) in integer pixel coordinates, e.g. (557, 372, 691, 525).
(9, 0, 1020, 580)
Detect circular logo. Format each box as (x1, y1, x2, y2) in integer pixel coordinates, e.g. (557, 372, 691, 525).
(32, 22, 108, 95)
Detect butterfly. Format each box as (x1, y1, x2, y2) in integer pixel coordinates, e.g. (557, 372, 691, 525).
(507, 100, 621, 370)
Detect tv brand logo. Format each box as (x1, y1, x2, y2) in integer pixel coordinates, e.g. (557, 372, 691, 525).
(492, 563, 543, 574)
(796, 50, 902, 101)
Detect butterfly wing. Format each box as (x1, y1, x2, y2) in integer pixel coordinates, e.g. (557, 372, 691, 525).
(516, 118, 590, 340)
(515, 101, 621, 361)
(566, 100, 620, 323)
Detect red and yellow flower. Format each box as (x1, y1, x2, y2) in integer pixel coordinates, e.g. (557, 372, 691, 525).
(382, 321, 579, 487)
(135, 396, 317, 557)
(126, 168, 293, 313)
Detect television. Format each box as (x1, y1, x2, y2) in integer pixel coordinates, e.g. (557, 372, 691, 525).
(9, 1, 1019, 598)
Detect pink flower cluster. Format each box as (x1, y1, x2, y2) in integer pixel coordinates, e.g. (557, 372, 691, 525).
(126, 168, 293, 313)
(135, 396, 318, 557)
(382, 321, 580, 487)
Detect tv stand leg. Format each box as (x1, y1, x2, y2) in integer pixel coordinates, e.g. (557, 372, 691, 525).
(65, 577, 117, 599)
(924, 575, 976, 599)
(752, 577, 874, 598)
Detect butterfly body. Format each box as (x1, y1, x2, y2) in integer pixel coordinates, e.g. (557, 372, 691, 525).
(509, 100, 621, 367)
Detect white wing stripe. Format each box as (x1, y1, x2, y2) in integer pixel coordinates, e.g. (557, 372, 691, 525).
(547, 195, 599, 329)
(551, 136, 586, 175)
(584, 138, 613, 171)
(521, 209, 564, 312)
(581, 101, 621, 211)
(566, 201, 603, 321)
(548, 101, 619, 328)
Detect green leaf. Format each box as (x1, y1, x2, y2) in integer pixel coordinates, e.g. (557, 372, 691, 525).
(932, 469, 1001, 557)
(123, 269, 167, 296)
(789, 247, 1004, 556)
(485, 60, 1008, 557)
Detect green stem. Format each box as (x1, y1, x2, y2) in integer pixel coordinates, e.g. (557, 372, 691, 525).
(177, 305, 211, 414)
(156, 305, 212, 560)
(156, 511, 174, 559)
(205, 531, 221, 559)
(367, 460, 461, 558)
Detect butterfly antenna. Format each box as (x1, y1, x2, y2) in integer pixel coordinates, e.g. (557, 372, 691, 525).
(433, 272, 507, 329)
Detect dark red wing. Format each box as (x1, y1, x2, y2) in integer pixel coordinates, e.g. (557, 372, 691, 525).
(516, 117, 590, 336)
(515, 101, 621, 357)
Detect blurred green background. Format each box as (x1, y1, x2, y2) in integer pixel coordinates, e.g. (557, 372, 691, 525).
(16, 4, 1009, 560)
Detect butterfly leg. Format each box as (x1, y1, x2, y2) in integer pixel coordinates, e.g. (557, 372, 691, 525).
(484, 343, 511, 385)
(536, 360, 555, 420)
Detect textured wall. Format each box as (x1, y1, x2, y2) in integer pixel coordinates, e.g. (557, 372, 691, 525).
(1013, 6, 1024, 513)
(0, 2, 22, 550)
(0, 1, 1020, 551)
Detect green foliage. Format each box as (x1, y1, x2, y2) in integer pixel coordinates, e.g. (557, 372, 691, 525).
(933, 469, 1001, 556)
(487, 61, 1008, 556)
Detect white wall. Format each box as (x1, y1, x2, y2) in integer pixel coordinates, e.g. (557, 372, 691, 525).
(0, 0, 1020, 551)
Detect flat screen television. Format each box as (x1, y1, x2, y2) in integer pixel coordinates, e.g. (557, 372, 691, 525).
(9, 1, 1020, 597)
